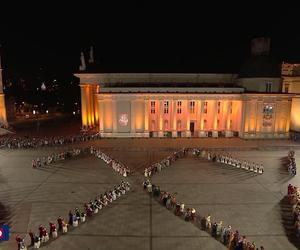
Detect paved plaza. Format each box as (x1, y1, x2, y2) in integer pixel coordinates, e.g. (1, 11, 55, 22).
(0, 138, 300, 250)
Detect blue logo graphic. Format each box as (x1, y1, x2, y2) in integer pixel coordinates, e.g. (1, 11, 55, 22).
(0, 224, 9, 241)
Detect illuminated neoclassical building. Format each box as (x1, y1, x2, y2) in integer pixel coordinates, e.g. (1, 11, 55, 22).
(0, 53, 8, 127)
(75, 73, 294, 139)
(75, 38, 299, 139)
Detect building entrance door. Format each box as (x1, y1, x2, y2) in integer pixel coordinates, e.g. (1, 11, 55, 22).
(190, 122, 195, 136)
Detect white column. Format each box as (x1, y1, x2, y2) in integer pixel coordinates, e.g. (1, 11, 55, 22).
(196, 100, 201, 135)
(212, 100, 218, 137)
(158, 99, 164, 137)
(225, 100, 232, 137)
(80, 85, 88, 129)
(144, 99, 149, 136)
(98, 99, 104, 133)
(172, 100, 177, 137)
(186, 100, 191, 137)
(131, 100, 136, 134)
(93, 85, 99, 125)
(112, 99, 117, 133)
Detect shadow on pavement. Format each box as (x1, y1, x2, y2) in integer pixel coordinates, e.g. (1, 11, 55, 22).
(280, 196, 300, 250)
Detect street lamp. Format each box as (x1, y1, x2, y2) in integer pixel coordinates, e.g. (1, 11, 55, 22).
(33, 110, 39, 133)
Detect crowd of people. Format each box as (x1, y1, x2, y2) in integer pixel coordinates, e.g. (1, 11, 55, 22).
(15, 180, 130, 249)
(32, 148, 87, 168)
(31, 147, 130, 177)
(143, 179, 265, 250)
(287, 151, 297, 176)
(143, 148, 188, 177)
(193, 148, 264, 174)
(287, 184, 300, 237)
(0, 132, 101, 149)
(90, 147, 130, 177)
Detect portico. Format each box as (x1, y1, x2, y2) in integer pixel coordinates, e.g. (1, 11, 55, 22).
(75, 73, 294, 139)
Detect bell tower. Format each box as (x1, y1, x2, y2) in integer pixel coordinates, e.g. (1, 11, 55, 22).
(0, 49, 8, 127)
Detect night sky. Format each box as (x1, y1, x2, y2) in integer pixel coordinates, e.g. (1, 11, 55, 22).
(1, 4, 300, 79)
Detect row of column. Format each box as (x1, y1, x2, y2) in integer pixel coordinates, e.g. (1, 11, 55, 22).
(80, 84, 98, 129)
(150, 100, 234, 134)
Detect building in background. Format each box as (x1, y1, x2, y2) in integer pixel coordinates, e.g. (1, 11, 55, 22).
(282, 62, 300, 136)
(75, 38, 299, 139)
(0, 53, 8, 128)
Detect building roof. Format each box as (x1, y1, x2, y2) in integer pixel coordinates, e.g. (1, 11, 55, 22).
(239, 55, 281, 78)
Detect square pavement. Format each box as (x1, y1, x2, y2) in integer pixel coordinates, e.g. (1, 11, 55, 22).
(0, 138, 299, 250)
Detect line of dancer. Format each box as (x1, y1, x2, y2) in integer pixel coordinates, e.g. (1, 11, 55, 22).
(15, 180, 130, 250)
(90, 147, 130, 177)
(1, 132, 101, 149)
(144, 148, 188, 177)
(144, 179, 264, 250)
(193, 148, 264, 174)
(287, 151, 297, 176)
(288, 184, 300, 237)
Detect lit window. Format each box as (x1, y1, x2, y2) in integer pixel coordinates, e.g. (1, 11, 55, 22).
(164, 101, 169, 114)
(203, 119, 207, 129)
(164, 120, 168, 130)
(284, 84, 289, 93)
(177, 101, 182, 114)
(230, 120, 233, 130)
(177, 120, 182, 130)
(265, 83, 272, 92)
(217, 101, 221, 114)
(189, 101, 195, 114)
(204, 102, 208, 114)
(217, 119, 220, 128)
(150, 101, 155, 114)
(151, 120, 156, 130)
(229, 101, 233, 114)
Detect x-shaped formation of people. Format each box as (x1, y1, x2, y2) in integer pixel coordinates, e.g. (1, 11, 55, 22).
(17, 147, 265, 250)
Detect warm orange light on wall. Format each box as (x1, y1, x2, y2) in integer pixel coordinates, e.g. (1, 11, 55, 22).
(135, 114, 143, 130)
(104, 101, 113, 130)
(249, 118, 255, 132)
(213, 118, 218, 130)
(291, 98, 300, 132)
(226, 116, 231, 130)
(0, 94, 7, 126)
(231, 101, 242, 132)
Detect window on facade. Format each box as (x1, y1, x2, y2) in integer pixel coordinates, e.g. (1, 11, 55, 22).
(204, 101, 208, 114)
(177, 101, 182, 114)
(229, 101, 233, 114)
(177, 120, 182, 130)
(164, 120, 168, 130)
(229, 120, 233, 130)
(150, 101, 155, 114)
(217, 119, 220, 129)
(265, 83, 272, 92)
(217, 101, 221, 114)
(203, 119, 207, 129)
(284, 84, 289, 93)
(151, 120, 156, 130)
(189, 101, 195, 114)
(164, 101, 169, 114)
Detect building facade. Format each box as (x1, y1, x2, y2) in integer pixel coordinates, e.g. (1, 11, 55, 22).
(0, 54, 8, 127)
(282, 63, 300, 133)
(75, 73, 294, 139)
